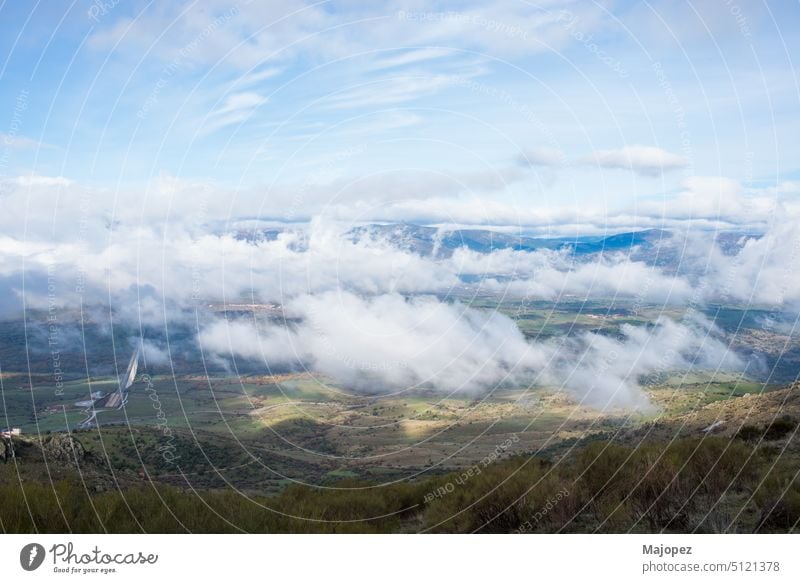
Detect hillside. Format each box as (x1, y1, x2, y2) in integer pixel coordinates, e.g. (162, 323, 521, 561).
(2, 381, 797, 533)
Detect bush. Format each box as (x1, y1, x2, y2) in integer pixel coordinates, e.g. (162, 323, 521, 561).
(735, 417, 797, 443)
(764, 416, 797, 441)
(736, 425, 762, 442)
(754, 477, 800, 532)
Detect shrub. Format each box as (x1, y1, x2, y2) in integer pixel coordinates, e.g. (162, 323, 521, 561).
(736, 425, 762, 442)
(763, 416, 797, 441)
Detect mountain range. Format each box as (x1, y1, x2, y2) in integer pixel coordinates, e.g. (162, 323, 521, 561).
(237, 223, 757, 266)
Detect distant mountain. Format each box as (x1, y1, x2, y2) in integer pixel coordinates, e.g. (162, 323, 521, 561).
(348, 223, 674, 259)
(235, 223, 760, 266)
(564, 229, 671, 255)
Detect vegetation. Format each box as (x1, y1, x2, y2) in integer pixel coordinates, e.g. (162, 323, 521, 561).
(736, 416, 798, 443)
(2, 436, 797, 533)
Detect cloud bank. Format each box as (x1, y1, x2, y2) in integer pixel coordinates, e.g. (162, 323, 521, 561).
(1, 172, 796, 410)
(199, 293, 745, 410)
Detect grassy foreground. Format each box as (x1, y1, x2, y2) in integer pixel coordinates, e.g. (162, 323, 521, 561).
(2, 434, 798, 533)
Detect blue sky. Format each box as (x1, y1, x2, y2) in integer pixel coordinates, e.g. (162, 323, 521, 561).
(1, 0, 799, 228)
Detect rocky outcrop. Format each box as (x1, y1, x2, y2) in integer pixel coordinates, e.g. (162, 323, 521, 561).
(41, 434, 86, 463)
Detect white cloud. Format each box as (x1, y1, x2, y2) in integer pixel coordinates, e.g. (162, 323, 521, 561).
(232, 67, 284, 89)
(2, 173, 798, 318)
(579, 145, 689, 176)
(214, 91, 267, 115)
(452, 246, 693, 302)
(201, 91, 268, 135)
(199, 292, 745, 410)
(13, 174, 72, 187)
(635, 176, 778, 227)
(0, 170, 786, 241)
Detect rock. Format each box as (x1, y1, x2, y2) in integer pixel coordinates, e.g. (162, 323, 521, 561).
(42, 434, 86, 463)
(701, 420, 724, 434)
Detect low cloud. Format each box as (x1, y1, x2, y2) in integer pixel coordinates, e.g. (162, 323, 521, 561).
(199, 292, 745, 410)
(6, 204, 800, 325)
(0, 168, 785, 236)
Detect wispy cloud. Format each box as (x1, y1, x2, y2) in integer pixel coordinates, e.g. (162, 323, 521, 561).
(341, 111, 422, 135)
(366, 48, 454, 71)
(201, 91, 268, 135)
(1, 133, 53, 150)
(232, 67, 283, 89)
(320, 74, 464, 109)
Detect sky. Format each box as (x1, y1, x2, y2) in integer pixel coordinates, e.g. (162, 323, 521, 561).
(1, 0, 799, 232)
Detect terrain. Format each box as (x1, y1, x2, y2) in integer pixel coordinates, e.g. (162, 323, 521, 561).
(1, 381, 798, 533)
